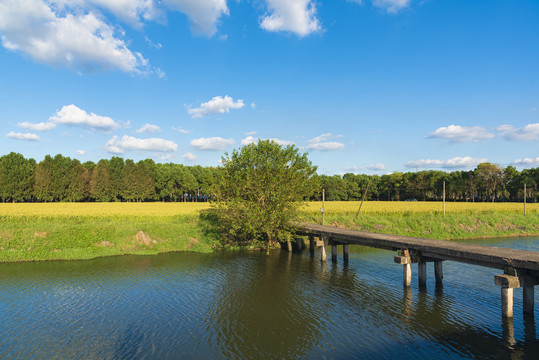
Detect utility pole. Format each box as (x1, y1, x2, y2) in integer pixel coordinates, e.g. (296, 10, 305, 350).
(443, 181, 446, 217)
(524, 183, 527, 216)
(322, 189, 325, 226)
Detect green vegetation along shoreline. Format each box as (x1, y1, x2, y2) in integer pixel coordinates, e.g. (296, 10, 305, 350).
(301, 212, 539, 240)
(1, 211, 538, 263)
(0, 214, 218, 263)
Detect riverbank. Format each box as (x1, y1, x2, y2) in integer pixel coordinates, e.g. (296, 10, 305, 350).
(0, 215, 217, 263)
(1, 202, 538, 262)
(299, 212, 539, 240)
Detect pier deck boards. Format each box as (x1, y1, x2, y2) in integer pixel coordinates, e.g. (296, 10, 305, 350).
(298, 223, 539, 276)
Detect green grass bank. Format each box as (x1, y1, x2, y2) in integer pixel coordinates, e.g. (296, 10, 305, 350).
(300, 212, 539, 240)
(0, 215, 218, 263)
(1, 209, 538, 263)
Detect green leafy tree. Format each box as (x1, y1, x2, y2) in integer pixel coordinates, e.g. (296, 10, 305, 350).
(214, 140, 317, 253)
(90, 159, 112, 202)
(0, 152, 36, 202)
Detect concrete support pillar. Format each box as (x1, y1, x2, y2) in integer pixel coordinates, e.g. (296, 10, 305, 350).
(394, 251, 412, 288)
(418, 261, 427, 287)
(343, 244, 349, 263)
(298, 238, 304, 251)
(523, 286, 534, 315)
(434, 261, 443, 285)
(309, 235, 315, 256)
(331, 243, 337, 263)
(320, 235, 328, 262)
(501, 287, 514, 318)
(403, 263, 412, 287)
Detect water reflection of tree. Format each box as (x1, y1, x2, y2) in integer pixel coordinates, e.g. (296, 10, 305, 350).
(205, 250, 326, 359)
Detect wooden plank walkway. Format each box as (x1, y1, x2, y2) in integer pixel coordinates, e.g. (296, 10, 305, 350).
(297, 223, 539, 275)
(296, 222, 539, 318)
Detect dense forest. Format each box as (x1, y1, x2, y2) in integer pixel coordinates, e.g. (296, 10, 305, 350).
(0, 152, 537, 203)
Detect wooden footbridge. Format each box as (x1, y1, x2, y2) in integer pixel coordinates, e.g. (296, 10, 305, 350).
(296, 223, 539, 319)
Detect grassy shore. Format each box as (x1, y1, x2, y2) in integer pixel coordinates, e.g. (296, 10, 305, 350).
(0, 202, 538, 263)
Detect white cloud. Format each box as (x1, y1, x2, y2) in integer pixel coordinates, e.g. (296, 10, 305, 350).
(0, 0, 150, 73)
(188, 95, 245, 118)
(305, 133, 344, 151)
(260, 0, 321, 37)
(496, 123, 539, 141)
(428, 125, 494, 143)
(406, 156, 487, 169)
(512, 157, 539, 166)
(190, 137, 234, 151)
(182, 152, 197, 161)
(372, 0, 411, 13)
(136, 123, 160, 133)
(17, 121, 57, 131)
(172, 127, 190, 134)
(251, 102, 256, 109)
(530, 107, 537, 112)
(105, 135, 178, 154)
(6, 131, 40, 141)
(245, 131, 257, 136)
(164, 0, 229, 37)
(50, 104, 122, 131)
(241, 136, 294, 146)
(343, 165, 362, 173)
(513, 158, 539, 167)
(366, 163, 387, 171)
(76, 150, 86, 155)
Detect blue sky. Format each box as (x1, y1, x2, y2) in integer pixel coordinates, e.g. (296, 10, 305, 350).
(1, 0, 538, 175)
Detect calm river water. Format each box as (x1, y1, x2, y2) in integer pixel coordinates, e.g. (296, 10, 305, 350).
(1, 237, 538, 359)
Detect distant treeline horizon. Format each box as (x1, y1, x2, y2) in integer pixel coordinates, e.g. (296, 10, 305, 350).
(0, 152, 537, 203)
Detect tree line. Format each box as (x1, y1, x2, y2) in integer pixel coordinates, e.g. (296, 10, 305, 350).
(0, 152, 537, 203)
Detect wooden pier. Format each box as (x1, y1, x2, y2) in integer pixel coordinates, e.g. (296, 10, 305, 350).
(296, 223, 539, 319)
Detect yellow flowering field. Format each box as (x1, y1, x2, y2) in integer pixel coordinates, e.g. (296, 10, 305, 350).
(0, 201, 536, 217)
(0, 202, 211, 217)
(304, 201, 537, 214)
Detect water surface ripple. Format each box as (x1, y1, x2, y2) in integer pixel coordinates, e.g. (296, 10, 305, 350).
(1, 237, 538, 359)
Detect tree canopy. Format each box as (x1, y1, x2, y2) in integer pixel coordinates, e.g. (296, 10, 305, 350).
(213, 140, 317, 252)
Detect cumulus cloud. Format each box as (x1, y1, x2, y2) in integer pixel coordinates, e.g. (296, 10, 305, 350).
(260, 0, 321, 37)
(173, 127, 190, 134)
(496, 123, 539, 141)
(76, 150, 86, 155)
(105, 135, 178, 154)
(372, 0, 411, 13)
(182, 152, 197, 161)
(512, 157, 539, 166)
(190, 137, 234, 151)
(136, 123, 160, 133)
(366, 163, 387, 171)
(0, 0, 150, 73)
(6, 131, 40, 141)
(17, 121, 57, 131)
(164, 0, 229, 37)
(305, 133, 344, 151)
(188, 95, 245, 118)
(241, 136, 294, 146)
(428, 125, 494, 143)
(406, 156, 487, 169)
(50, 104, 122, 131)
